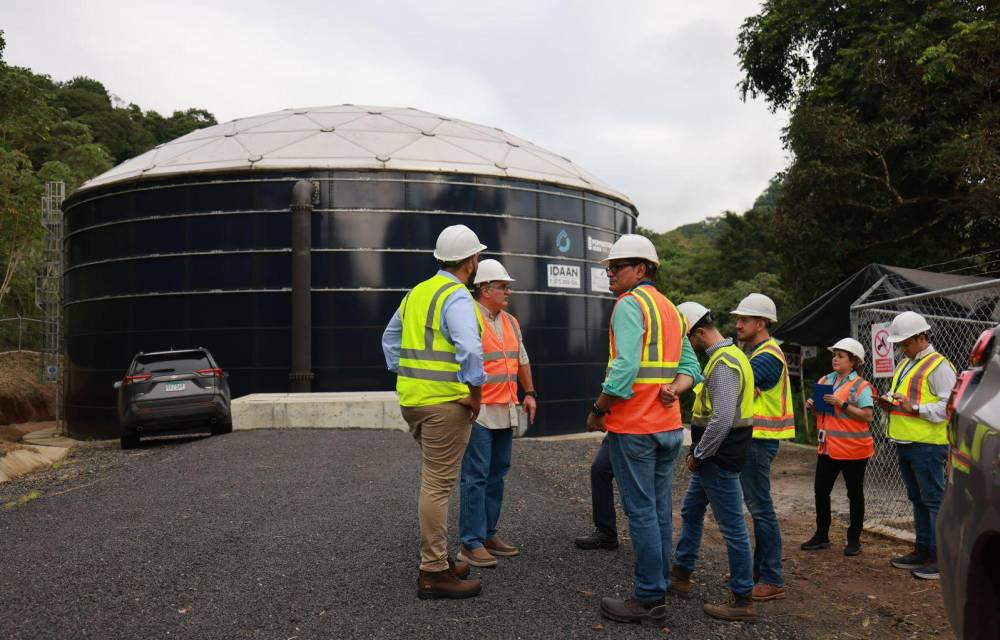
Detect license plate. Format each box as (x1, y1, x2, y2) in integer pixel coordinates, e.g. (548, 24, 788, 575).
(164, 382, 186, 392)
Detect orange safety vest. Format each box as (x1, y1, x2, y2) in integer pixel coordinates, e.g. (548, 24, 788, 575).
(817, 375, 874, 460)
(604, 284, 685, 435)
(481, 310, 522, 405)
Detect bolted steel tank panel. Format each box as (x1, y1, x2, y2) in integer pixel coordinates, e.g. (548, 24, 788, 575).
(62, 107, 637, 438)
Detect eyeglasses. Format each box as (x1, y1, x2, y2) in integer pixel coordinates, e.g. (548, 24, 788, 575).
(605, 261, 638, 275)
(487, 283, 514, 292)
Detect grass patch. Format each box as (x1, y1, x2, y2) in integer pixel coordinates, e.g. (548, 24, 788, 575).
(3, 489, 42, 509)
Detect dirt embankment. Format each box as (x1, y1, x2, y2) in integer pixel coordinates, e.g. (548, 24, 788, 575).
(0, 352, 55, 425)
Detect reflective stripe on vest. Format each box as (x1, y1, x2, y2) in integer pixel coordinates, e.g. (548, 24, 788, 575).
(482, 311, 521, 405)
(887, 352, 952, 445)
(396, 274, 482, 407)
(605, 285, 685, 435)
(818, 376, 874, 460)
(690, 344, 755, 429)
(751, 338, 795, 439)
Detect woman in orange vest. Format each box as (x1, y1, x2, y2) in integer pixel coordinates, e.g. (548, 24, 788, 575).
(802, 338, 874, 557)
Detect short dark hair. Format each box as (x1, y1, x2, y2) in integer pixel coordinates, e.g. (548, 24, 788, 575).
(643, 261, 658, 277)
(688, 311, 715, 335)
(437, 255, 475, 271)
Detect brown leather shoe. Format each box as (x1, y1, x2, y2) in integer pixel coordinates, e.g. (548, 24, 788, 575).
(457, 545, 498, 568)
(751, 582, 786, 601)
(704, 591, 758, 622)
(417, 568, 482, 600)
(668, 565, 692, 599)
(449, 557, 471, 579)
(484, 535, 519, 557)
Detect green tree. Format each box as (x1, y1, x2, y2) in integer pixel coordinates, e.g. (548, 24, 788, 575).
(0, 28, 215, 317)
(737, 1, 1000, 304)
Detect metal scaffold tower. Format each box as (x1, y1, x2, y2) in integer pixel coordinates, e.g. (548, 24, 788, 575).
(37, 181, 65, 433)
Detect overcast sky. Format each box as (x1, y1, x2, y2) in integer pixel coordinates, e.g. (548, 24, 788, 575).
(3, 0, 787, 231)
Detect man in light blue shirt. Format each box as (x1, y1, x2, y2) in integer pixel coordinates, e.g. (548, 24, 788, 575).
(381, 224, 487, 600)
(382, 275, 485, 388)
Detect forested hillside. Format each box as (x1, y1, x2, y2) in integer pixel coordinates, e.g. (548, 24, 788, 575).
(0, 30, 216, 318)
(645, 1, 1000, 328)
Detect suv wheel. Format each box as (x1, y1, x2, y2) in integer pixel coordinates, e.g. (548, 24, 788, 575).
(211, 421, 233, 436)
(120, 429, 140, 449)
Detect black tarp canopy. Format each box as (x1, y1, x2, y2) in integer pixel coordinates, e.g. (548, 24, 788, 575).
(773, 264, 998, 347)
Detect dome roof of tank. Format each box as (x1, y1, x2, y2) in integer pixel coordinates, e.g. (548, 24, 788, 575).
(77, 104, 631, 204)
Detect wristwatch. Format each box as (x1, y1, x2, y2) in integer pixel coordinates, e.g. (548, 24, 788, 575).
(591, 403, 609, 417)
(524, 390, 538, 399)
(840, 399, 848, 411)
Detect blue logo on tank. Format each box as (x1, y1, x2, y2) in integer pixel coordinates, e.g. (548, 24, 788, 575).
(556, 229, 571, 253)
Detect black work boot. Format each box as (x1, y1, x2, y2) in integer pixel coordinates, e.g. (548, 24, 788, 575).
(704, 591, 758, 622)
(668, 565, 693, 599)
(890, 544, 929, 569)
(574, 528, 619, 550)
(800, 531, 831, 551)
(600, 597, 668, 626)
(844, 538, 862, 557)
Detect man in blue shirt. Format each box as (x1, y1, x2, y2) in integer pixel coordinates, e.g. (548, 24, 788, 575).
(382, 224, 487, 600)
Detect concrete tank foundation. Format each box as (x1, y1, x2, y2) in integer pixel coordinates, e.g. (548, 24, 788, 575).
(232, 392, 408, 432)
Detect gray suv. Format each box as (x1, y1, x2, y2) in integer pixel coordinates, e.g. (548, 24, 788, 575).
(938, 326, 1000, 639)
(115, 348, 232, 449)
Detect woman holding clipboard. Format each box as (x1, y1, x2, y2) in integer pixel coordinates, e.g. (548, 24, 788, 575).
(802, 338, 875, 556)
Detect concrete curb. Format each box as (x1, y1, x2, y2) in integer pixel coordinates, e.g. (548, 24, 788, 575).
(232, 392, 408, 432)
(0, 425, 72, 483)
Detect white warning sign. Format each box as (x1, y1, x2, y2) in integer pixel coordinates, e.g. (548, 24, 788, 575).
(547, 263, 581, 289)
(871, 323, 895, 378)
(591, 267, 610, 293)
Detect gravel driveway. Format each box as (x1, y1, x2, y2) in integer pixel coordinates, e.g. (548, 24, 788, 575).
(0, 430, 924, 639)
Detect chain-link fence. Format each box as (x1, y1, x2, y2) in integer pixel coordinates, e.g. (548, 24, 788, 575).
(850, 277, 1000, 539)
(0, 316, 52, 353)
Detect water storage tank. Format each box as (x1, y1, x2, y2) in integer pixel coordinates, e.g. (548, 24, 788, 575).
(62, 105, 637, 437)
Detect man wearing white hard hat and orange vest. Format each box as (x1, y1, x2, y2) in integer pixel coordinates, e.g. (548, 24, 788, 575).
(875, 311, 955, 581)
(802, 338, 874, 557)
(589, 234, 701, 627)
(731, 293, 792, 602)
(382, 224, 487, 600)
(457, 259, 537, 568)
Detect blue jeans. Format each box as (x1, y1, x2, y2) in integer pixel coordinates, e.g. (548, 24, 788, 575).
(459, 423, 513, 549)
(896, 442, 947, 552)
(607, 429, 684, 602)
(591, 437, 617, 537)
(675, 462, 754, 596)
(740, 439, 783, 587)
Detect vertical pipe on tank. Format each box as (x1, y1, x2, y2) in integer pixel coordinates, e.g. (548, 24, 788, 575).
(289, 180, 314, 392)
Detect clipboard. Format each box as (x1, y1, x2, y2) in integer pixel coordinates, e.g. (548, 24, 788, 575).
(812, 383, 835, 414)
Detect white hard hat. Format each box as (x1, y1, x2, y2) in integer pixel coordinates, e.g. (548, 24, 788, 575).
(433, 224, 487, 262)
(829, 337, 866, 362)
(473, 259, 515, 285)
(731, 293, 778, 322)
(600, 234, 659, 265)
(677, 301, 711, 332)
(887, 311, 931, 343)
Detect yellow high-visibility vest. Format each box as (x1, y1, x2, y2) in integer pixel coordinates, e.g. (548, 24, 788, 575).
(750, 338, 795, 440)
(396, 274, 482, 407)
(691, 343, 755, 428)
(887, 351, 953, 445)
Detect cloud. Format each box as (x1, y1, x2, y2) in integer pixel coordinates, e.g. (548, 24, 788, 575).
(2, 0, 787, 230)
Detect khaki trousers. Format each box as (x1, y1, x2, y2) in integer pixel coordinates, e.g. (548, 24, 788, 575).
(401, 402, 472, 572)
